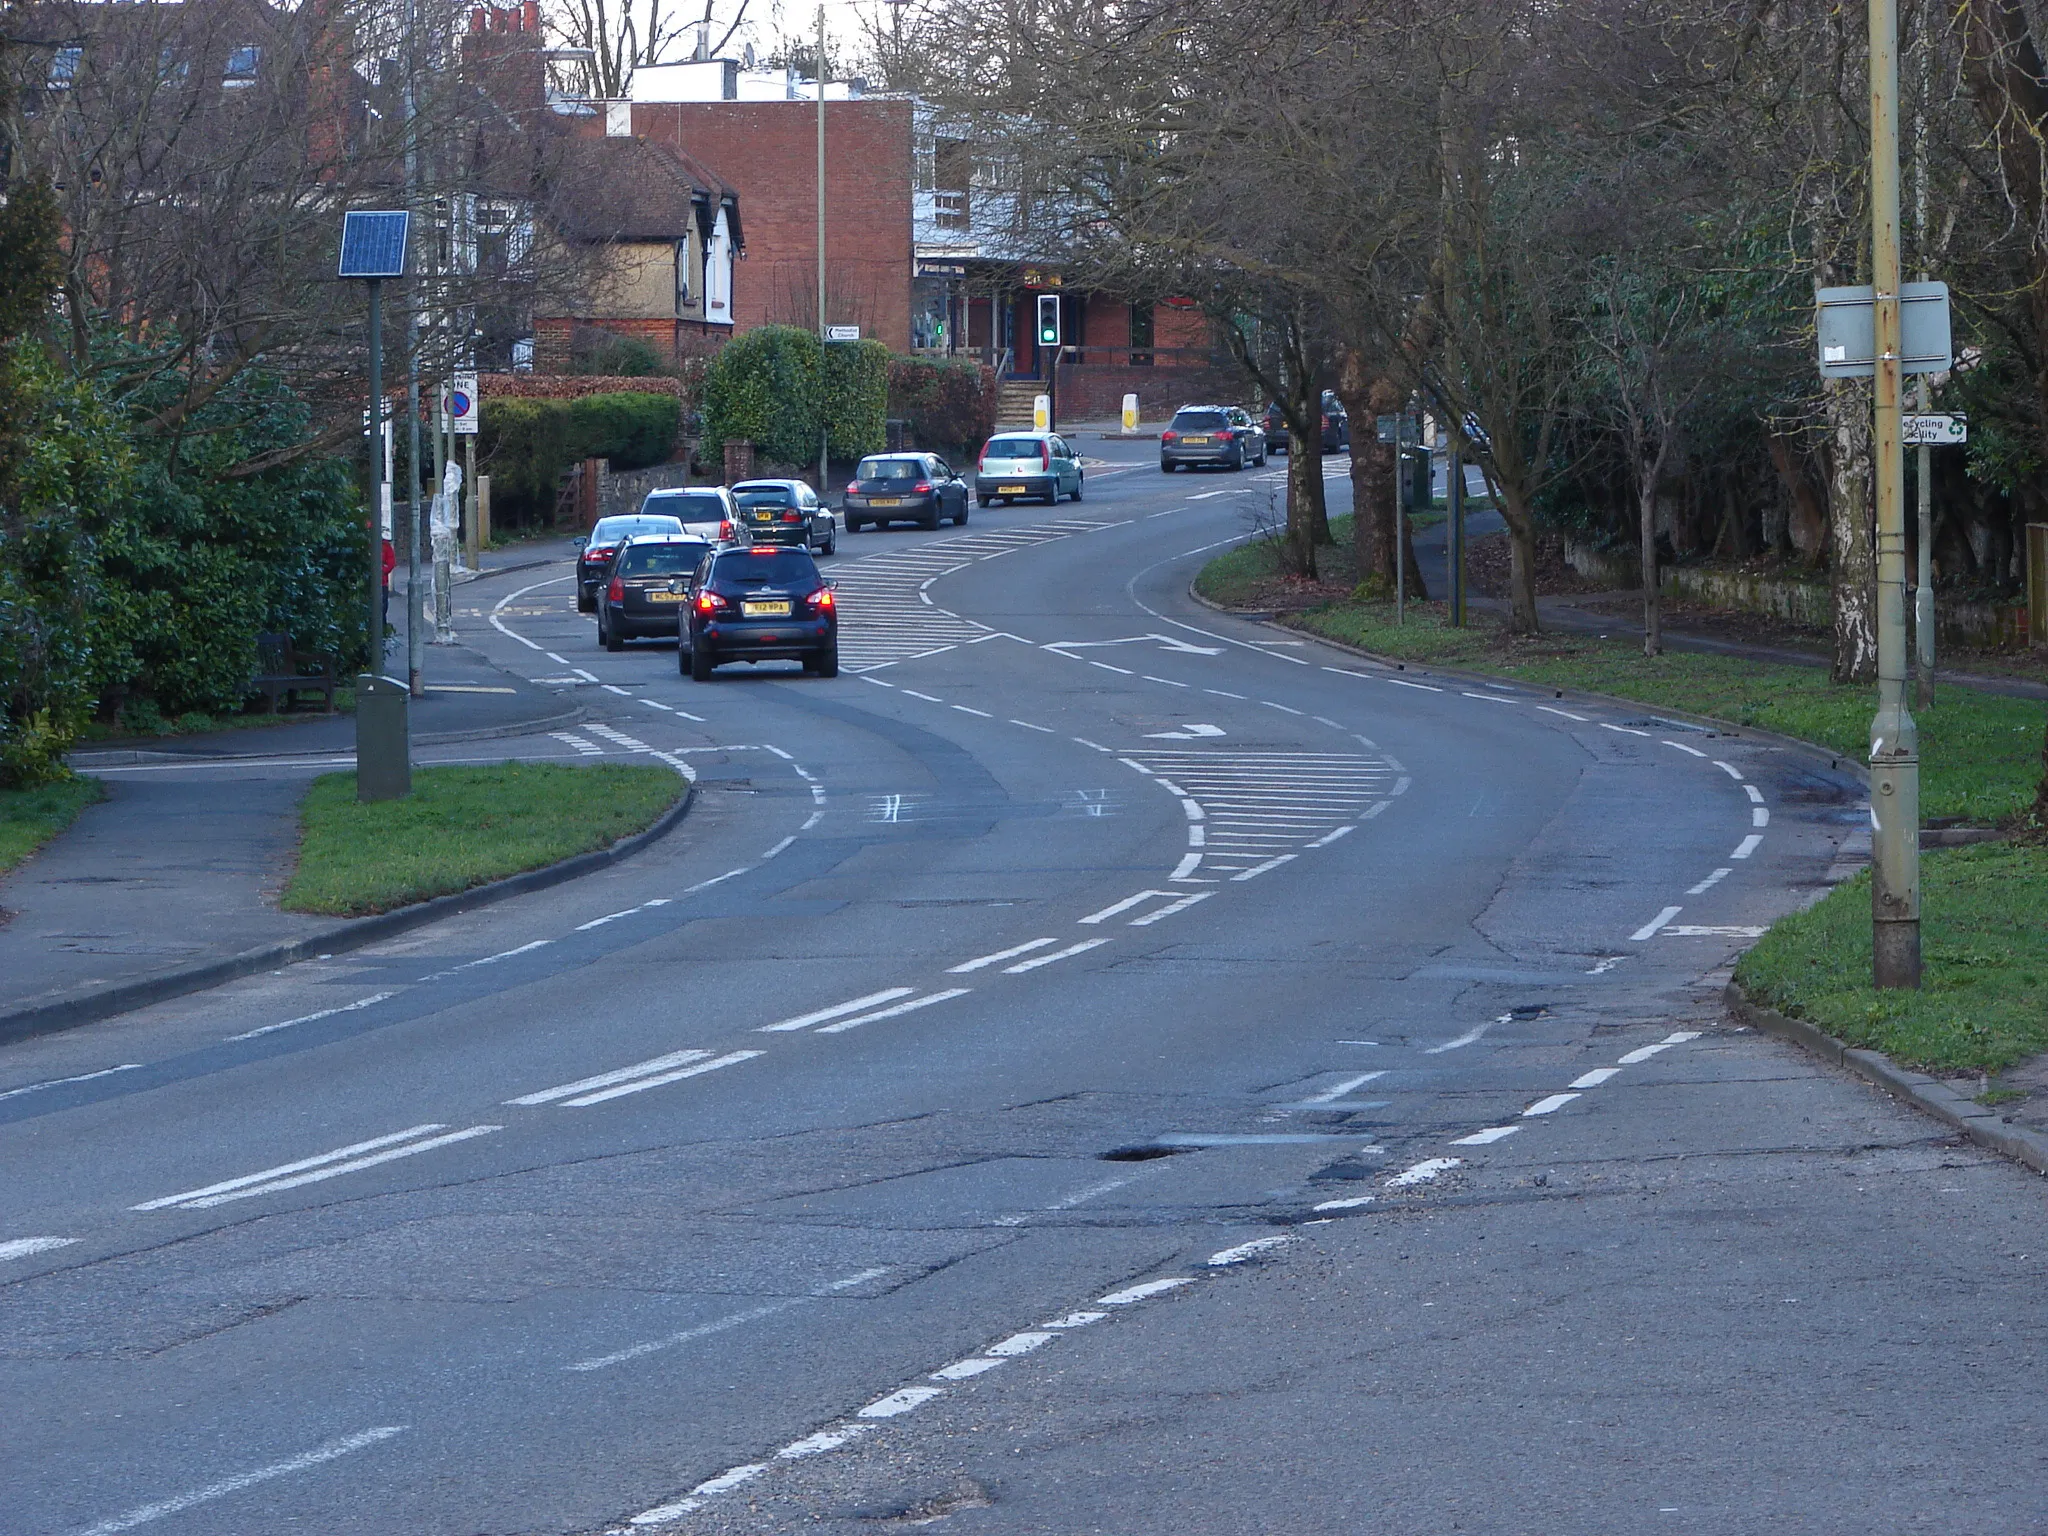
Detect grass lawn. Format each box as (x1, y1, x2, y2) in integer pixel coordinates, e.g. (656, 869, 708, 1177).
(0, 778, 106, 877)
(282, 762, 684, 917)
(1196, 528, 2042, 825)
(1734, 843, 2048, 1073)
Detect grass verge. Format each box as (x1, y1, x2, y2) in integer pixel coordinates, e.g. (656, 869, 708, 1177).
(1734, 843, 2048, 1072)
(0, 778, 106, 877)
(281, 762, 684, 917)
(1239, 571, 2041, 824)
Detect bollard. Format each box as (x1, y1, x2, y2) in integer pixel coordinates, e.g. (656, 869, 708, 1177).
(354, 673, 412, 802)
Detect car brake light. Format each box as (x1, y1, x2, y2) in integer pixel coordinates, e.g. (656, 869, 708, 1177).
(913, 481, 932, 494)
(779, 510, 798, 522)
(695, 590, 724, 614)
(1322, 414, 1330, 428)
(606, 576, 624, 601)
(810, 587, 835, 611)
(1040, 443, 1051, 468)
(719, 519, 734, 538)
(1162, 430, 1178, 443)
(1217, 429, 1234, 441)
(846, 480, 860, 494)
(585, 545, 612, 562)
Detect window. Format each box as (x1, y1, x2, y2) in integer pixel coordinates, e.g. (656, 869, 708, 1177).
(593, 516, 685, 541)
(713, 548, 819, 585)
(620, 542, 709, 574)
(674, 239, 692, 315)
(981, 438, 1047, 460)
(223, 45, 261, 87)
(1129, 303, 1154, 366)
(49, 46, 81, 89)
(1170, 409, 1228, 430)
(642, 489, 731, 520)
(854, 458, 923, 481)
(703, 207, 732, 321)
(157, 46, 189, 85)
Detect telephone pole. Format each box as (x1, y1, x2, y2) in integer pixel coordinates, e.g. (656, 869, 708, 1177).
(1869, 0, 1921, 987)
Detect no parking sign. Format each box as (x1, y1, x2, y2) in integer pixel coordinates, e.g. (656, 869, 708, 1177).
(444, 373, 478, 435)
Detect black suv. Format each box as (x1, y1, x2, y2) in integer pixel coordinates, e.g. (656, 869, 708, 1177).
(596, 534, 713, 650)
(683, 545, 838, 680)
(1264, 393, 1350, 455)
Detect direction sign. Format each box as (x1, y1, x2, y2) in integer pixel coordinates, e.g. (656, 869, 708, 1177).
(444, 373, 478, 435)
(1816, 281, 1952, 377)
(1902, 412, 1967, 446)
(825, 324, 861, 342)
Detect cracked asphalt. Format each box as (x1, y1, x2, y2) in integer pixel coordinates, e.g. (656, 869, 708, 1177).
(5, 438, 2037, 1535)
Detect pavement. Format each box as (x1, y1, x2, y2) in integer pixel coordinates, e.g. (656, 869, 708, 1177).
(5, 445, 2047, 1534)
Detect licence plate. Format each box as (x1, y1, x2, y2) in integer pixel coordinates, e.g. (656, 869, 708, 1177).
(869, 497, 903, 507)
(1184, 436, 1211, 444)
(743, 600, 792, 617)
(749, 510, 776, 522)
(647, 590, 685, 603)
(998, 484, 1027, 494)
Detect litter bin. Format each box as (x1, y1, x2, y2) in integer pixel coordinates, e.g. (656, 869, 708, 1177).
(354, 672, 411, 802)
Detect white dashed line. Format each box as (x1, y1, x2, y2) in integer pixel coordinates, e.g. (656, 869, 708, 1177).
(1731, 834, 1762, 859)
(1207, 1236, 1292, 1267)
(1386, 1157, 1462, 1188)
(814, 988, 971, 1034)
(1686, 868, 1733, 895)
(1713, 760, 1744, 780)
(1570, 1067, 1622, 1088)
(1451, 1126, 1519, 1146)
(1387, 678, 1443, 692)
(1752, 806, 1770, 827)
(1630, 905, 1683, 941)
(1663, 739, 1709, 757)
(1098, 1277, 1194, 1305)
(1617, 1030, 1703, 1065)
(72, 1426, 408, 1536)
(858, 1386, 945, 1419)
(758, 987, 917, 1032)
(950, 938, 1058, 973)
(1537, 705, 1589, 721)
(1002, 938, 1111, 973)
(225, 993, 393, 1043)
(1522, 1092, 1581, 1116)
(0, 1236, 77, 1261)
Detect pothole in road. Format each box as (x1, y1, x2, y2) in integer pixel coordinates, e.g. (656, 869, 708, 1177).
(852, 1476, 995, 1526)
(1099, 1144, 1197, 1162)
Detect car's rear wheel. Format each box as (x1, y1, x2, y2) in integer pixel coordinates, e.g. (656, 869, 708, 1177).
(978, 495, 997, 507)
(805, 643, 839, 677)
(690, 641, 715, 681)
(953, 503, 969, 525)
(845, 515, 864, 534)
(603, 618, 624, 652)
(1070, 477, 1084, 501)
(923, 507, 941, 530)
(1160, 460, 1173, 473)
(577, 590, 596, 613)
(822, 525, 837, 555)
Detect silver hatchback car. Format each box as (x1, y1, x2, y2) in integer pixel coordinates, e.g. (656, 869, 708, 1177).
(975, 431, 1084, 507)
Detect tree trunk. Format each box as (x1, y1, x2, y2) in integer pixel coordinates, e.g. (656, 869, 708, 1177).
(1826, 377, 1878, 683)
(1335, 348, 1394, 587)
(1766, 429, 1827, 567)
(1496, 488, 1541, 633)
(1639, 454, 1662, 657)
(1283, 419, 1324, 580)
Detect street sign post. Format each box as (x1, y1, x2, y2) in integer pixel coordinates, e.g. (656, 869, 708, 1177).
(444, 374, 478, 435)
(825, 325, 860, 342)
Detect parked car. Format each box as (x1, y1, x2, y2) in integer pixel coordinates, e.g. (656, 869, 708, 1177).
(576, 512, 686, 612)
(1160, 405, 1266, 471)
(844, 453, 971, 530)
(975, 432, 1083, 506)
(638, 485, 743, 544)
(1262, 394, 1351, 455)
(596, 534, 713, 650)
(682, 544, 838, 680)
(731, 479, 838, 554)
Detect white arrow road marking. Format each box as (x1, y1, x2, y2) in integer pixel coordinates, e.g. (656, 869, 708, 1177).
(1044, 633, 1226, 656)
(1144, 722, 1226, 739)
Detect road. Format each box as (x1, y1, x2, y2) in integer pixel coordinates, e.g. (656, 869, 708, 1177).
(5, 438, 2043, 1535)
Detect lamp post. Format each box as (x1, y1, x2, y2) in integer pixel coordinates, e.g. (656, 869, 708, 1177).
(816, 4, 828, 493)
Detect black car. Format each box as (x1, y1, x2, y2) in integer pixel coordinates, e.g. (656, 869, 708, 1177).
(683, 545, 838, 680)
(596, 534, 713, 650)
(1263, 394, 1350, 455)
(576, 512, 687, 611)
(731, 479, 837, 554)
(843, 453, 970, 531)
(1160, 405, 1267, 471)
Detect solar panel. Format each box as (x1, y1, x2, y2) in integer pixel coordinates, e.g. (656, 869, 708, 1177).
(338, 211, 410, 279)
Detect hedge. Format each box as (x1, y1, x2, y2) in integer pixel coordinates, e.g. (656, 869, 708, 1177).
(477, 391, 681, 524)
(699, 325, 889, 467)
(888, 356, 997, 456)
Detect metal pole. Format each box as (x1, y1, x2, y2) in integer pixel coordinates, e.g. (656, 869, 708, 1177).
(816, 5, 828, 494)
(1393, 434, 1405, 625)
(1448, 437, 1465, 626)
(1913, 19, 1935, 708)
(366, 279, 384, 667)
(403, 0, 424, 698)
(1869, 0, 1921, 988)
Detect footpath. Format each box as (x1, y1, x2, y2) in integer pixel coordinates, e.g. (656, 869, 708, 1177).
(0, 546, 591, 1039)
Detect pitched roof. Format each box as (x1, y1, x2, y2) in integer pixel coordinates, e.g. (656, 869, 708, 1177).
(547, 136, 735, 244)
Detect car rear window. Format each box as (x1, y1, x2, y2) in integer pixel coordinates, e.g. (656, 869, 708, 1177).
(1171, 410, 1228, 429)
(593, 515, 684, 542)
(620, 542, 709, 574)
(642, 491, 729, 519)
(714, 549, 820, 585)
(983, 439, 1045, 459)
(856, 458, 924, 481)
(735, 488, 797, 507)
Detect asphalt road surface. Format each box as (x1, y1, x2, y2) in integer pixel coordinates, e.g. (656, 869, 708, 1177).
(6, 440, 2045, 1535)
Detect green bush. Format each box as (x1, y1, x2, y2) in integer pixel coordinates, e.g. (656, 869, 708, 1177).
(699, 326, 889, 466)
(888, 356, 997, 456)
(478, 391, 681, 523)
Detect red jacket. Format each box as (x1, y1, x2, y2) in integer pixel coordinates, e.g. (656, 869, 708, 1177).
(381, 539, 397, 584)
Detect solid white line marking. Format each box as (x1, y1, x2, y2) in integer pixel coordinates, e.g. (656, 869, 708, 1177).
(931, 1357, 1006, 1381)
(1686, 868, 1733, 895)
(950, 938, 1057, 973)
(1170, 852, 1204, 881)
(1231, 854, 1297, 881)
(1309, 825, 1356, 847)
(815, 989, 971, 1034)
(1571, 1067, 1623, 1088)
(73, 1426, 408, 1536)
(575, 910, 639, 931)
(510, 1048, 714, 1105)
(149, 1126, 504, 1210)
(1098, 1277, 1193, 1305)
(1298, 1072, 1386, 1105)
(1617, 1030, 1704, 1065)
(985, 1330, 1056, 1356)
(563, 1051, 761, 1107)
(571, 1300, 799, 1372)
(759, 988, 916, 1032)
(1630, 906, 1683, 941)
(0, 1063, 143, 1100)
(1752, 806, 1770, 827)
(0, 1236, 77, 1261)
(1713, 759, 1744, 780)
(1537, 705, 1589, 721)
(684, 867, 752, 893)
(1312, 1194, 1377, 1211)
(858, 1386, 945, 1418)
(226, 993, 395, 1043)
(1387, 1157, 1462, 1189)
(1451, 1126, 1520, 1146)
(1003, 938, 1111, 973)
(1080, 890, 1173, 924)
(1663, 739, 1710, 758)
(1207, 1236, 1292, 1267)
(133, 1126, 447, 1209)
(1523, 1092, 1581, 1116)
(1129, 891, 1213, 925)
(1731, 834, 1763, 859)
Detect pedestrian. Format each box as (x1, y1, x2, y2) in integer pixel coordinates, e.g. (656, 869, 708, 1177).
(381, 536, 396, 658)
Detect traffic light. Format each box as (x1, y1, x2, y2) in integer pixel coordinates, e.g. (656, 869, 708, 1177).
(1036, 293, 1061, 348)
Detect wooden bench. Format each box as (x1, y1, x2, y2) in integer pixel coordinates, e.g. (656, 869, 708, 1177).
(251, 632, 339, 713)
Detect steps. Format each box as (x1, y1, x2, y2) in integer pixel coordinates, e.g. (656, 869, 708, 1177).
(994, 380, 1042, 428)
